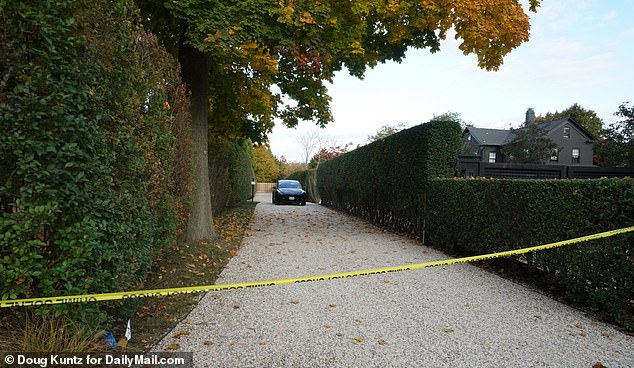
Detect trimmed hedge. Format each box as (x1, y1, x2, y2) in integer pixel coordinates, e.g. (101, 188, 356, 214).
(285, 169, 319, 203)
(315, 118, 633, 330)
(426, 178, 634, 330)
(317, 120, 462, 235)
(208, 138, 255, 213)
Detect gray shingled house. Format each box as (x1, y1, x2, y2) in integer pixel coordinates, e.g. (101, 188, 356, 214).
(462, 109, 597, 166)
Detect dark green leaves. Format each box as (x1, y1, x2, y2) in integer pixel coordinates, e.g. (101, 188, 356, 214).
(316, 119, 462, 235)
(1, 0, 189, 327)
(426, 178, 634, 331)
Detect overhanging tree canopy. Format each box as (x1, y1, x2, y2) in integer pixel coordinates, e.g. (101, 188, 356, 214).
(136, 0, 542, 242)
(141, 0, 541, 138)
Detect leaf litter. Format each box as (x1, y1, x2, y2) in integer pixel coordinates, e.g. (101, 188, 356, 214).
(116, 202, 257, 352)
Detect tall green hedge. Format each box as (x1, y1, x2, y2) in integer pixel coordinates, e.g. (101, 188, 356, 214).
(0, 0, 189, 326)
(317, 120, 462, 235)
(426, 178, 634, 330)
(209, 138, 255, 213)
(315, 118, 633, 330)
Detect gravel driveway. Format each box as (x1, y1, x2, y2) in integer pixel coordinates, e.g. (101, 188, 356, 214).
(155, 193, 634, 367)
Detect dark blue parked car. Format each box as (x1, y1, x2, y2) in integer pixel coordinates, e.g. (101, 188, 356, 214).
(272, 180, 306, 206)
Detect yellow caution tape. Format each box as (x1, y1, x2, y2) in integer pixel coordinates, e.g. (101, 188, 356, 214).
(2, 226, 633, 308)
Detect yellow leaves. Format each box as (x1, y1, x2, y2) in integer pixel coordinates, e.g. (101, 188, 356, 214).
(240, 40, 259, 51)
(278, 2, 295, 24)
(354, 337, 364, 343)
(350, 41, 365, 55)
(299, 11, 315, 24)
(237, 41, 279, 75)
(276, 1, 316, 26)
(166, 343, 180, 351)
(228, 26, 242, 36)
(442, 327, 454, 333)
(252, 53, 279, 74)
(387, 0, 400, 13)
(569, 322, 588, 337)
(117, 338, 128, 349)
(173, 330, 190, 339)
(448, 0, 532, 70)
(162, 101, 171, 110)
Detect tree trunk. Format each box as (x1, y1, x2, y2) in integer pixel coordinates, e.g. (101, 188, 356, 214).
(179, 39, 215, 243)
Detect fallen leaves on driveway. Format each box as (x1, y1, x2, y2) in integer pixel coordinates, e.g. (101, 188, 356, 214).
(166, 343, 180, 351)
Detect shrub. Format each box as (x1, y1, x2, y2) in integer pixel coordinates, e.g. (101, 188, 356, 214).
(0, 0, 189, 326)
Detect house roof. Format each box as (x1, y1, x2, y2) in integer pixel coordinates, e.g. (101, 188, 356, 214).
(464, 127, 514, 146)
(534, 117, 567, 133)
(534, 117, 597, 142)
(465, 116, 597, 147)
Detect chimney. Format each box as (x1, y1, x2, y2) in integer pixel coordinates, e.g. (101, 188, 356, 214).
(525, 108, 535, 126)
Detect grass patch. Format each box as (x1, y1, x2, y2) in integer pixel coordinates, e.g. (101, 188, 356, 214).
(0, 312, 104, 353)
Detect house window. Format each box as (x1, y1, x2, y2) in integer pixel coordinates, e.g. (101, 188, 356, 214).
(571, 148, 580, 164)
(563, 126, 570, 139)
(488, 152, 496, 163)
(550, 148, 559, 162)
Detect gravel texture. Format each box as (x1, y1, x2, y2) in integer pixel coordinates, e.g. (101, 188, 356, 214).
(154, 193, 634, 367)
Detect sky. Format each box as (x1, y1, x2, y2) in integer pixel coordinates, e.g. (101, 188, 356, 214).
(269, 0, 634, 163)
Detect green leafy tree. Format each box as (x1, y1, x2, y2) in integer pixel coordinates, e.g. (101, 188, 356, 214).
(503, 124, 558, 164)
(596, 102, 634, 167)
(253, 145, 282, 182)
(368, 123, 409, 142)
(534, 103, 603, 138)
(430, 111, 466, 126)
(135, 0, 542, 242)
